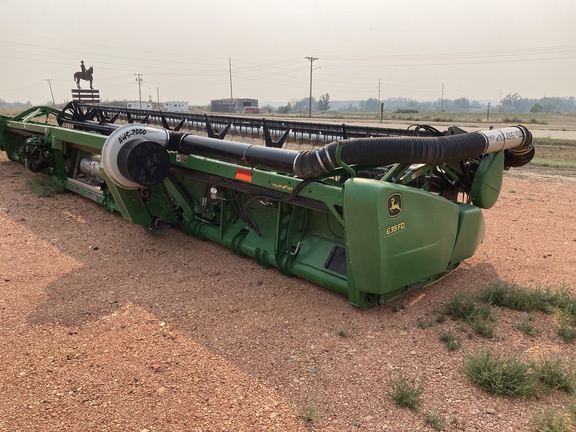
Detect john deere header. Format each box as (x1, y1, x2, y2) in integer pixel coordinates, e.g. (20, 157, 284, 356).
(0, 103, 534, 309)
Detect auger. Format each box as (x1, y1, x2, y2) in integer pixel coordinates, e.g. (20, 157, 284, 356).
(0, 103, 534, 309)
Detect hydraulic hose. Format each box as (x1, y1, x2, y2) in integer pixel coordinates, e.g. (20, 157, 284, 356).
(167, 125, 533, 179)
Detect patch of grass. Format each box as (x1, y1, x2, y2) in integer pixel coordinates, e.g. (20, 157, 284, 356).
(554, 291, 576, 342)
(25, 175, 66, 197)
(531, 137, 576, 168)
(417, 318, 434, 329)
(424, 409, 447, 431)
(438, 330, 462, 351)
(388, 369, 425, 411)
(516, 313, 540, 336)
(464, 350, 538, 396)
(553, 289, 576, 320)
(469, 317, 496, 339)
(533, 357, 574, 393)
(441, 293, 486, 321)
(502, 117, 523, 123)
(299, 398, 321, 424)
(569, 404, 576, 424)
(557, 324, 576, 343)
(440, 293, 496, 338)
(435, 314, 446, 324)
(479, 282, 553, 313)
(533, 358, 570, 391)
(532, 406, 571, 432)
(478, 282, 576, 343)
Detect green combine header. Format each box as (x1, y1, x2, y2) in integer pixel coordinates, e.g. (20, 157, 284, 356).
(0, 103, 534, 309)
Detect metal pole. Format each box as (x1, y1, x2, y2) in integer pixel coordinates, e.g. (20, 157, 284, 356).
(45, 79, 55, 106)
(305, 56, 318, 118)
(441, 83, 444, 112)
(378, 78, 381, 111)
(229, 57, 233, 99)
(135, 73, 143, 108)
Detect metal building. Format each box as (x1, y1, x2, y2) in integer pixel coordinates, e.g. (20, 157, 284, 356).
(211, 98, 259, 113)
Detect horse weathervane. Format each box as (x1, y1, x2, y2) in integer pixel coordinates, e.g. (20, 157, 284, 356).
(74, 60, 94, 89)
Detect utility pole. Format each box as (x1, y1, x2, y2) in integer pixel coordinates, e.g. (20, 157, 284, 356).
(441, 83, 445, 112)
(378, 78, 381, 111)
(157, 87, 160, 110)
(45, 79, 55, 106)
(229, 57, 233, 99)
(305, 56, 319, 118)
(134, 73, 143, 108)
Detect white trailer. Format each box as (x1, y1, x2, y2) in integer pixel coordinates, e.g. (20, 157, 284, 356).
(127, 102, 153, 110)
(164, 101, 189, 112)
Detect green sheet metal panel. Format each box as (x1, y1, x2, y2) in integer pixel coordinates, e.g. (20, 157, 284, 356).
(343, 178, 460, 296)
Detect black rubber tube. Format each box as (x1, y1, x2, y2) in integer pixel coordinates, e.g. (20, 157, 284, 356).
(504, 126, 534, 168)
(167, 128, 532, 179)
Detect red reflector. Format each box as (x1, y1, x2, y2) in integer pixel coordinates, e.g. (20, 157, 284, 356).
(235, 168, 252, 182)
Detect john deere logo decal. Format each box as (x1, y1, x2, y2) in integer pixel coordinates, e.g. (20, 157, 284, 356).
(388, 193, 402, 218)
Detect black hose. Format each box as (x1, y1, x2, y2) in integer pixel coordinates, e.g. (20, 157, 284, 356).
(167, 127, 533, 180)
(504, 126, 534, 168)
(293, 133, 489, 178)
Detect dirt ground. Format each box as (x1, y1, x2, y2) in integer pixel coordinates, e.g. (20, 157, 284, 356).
(0, 152, 575, 432)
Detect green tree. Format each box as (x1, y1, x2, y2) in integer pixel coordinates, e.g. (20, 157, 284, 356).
(453, 97, 471, 110)
(500, 93, 527, 112)
(292, 97, 315, 114)
(277, 102, 292, 114)
(530, 103, 543, 113)
(317, 93, 331, 112)
(359, 98, 380, 112)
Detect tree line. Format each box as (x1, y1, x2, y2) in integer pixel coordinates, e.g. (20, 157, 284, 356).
(261, 93, 576, 114)
(0, 99, 31, 108)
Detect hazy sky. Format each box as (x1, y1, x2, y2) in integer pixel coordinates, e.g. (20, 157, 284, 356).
(1, 0, 575, 106)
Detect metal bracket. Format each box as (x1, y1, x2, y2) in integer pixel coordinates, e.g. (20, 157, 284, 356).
(335, 141, 355, 178)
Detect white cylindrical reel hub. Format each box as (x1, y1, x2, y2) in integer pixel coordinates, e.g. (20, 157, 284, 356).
(101, 124, 170, 189)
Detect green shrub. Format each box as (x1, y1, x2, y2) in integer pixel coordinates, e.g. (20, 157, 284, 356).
(439, 330, 461, 351)
(479, 282, 552, 313)
(441, 293, 496, 338)
(534, 357, 571, 393)
(388, 369, 424, 411)
(532, 406, 571, 432)
(424, 409, 447, 431)
(552, 289, 576, 321)
(516, 314, 540, 336)
(464, 350, 537, 396)
(558, 325, 576, 342)
(569, 404, 576, 424)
